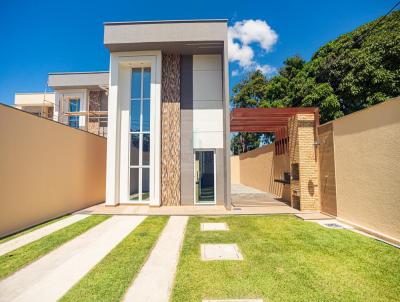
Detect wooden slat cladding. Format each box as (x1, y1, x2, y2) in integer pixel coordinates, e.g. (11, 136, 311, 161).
(161, 54, 181, 206)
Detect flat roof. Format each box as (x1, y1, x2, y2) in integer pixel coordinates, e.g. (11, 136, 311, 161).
(104, 19, 228, 25)
(15, 92, 55, 106)
(104, 19, 227, 53)
(48, 71, 109, 75)
(48, 72, 109, 90)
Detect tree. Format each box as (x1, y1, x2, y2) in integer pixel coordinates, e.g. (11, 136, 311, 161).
(230, 9, 400, 149)
(230, 71, 273, 155)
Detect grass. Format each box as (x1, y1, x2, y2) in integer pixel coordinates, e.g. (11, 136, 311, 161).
(171, 215, 400, 302)
(60, 216, 169, 302)
(0, 215, 109, 280)
(0, 214, 69, 244)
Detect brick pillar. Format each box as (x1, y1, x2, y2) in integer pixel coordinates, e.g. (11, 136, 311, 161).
(288, 114, 320, 211)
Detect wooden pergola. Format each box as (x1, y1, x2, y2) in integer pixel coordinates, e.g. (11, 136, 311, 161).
(230, 107, 319, 154)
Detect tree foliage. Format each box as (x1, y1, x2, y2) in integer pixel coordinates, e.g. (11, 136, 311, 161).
(231, 11, 400, 154)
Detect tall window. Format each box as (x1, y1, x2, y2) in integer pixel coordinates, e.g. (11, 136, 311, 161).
(129, 68, 151, 201)
(68, 98, 80, 128)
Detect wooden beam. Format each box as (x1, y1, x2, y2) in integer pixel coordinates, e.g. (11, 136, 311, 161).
(230, 107, 318, 133)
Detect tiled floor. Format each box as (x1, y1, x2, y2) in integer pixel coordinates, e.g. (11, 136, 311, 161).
(76, 203, 299, 215)
(76, 184, 299, 216)
(231, 184, 290, 207)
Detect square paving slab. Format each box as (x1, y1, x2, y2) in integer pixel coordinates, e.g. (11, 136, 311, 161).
(312, 219, 354, 229)
(203, 300, 263, 302)
(201, 244, 243, 261)
(201, 223, 229, 231)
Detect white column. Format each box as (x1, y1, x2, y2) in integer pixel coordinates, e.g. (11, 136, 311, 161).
(150, 53, 162, 206)
(105, 54, 121, 205)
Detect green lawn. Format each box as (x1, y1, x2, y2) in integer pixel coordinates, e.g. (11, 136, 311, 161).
(171, 215, 400, 302)
(60, 216, 168, 302)
(0, 215, 109, 280)
(0, 214, 69, 244)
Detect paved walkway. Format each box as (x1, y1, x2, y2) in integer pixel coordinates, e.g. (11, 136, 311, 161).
(77, 184, 297, 215)
(231, 183, 267, 194)
(0, 216, 146, 302)
(0, 214, 89, 256)
(124, 216, 188, 302)
(231, 184, 289, 207)
(77, 199, 298, 216)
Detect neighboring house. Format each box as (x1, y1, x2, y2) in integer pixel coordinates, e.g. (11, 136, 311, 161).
(14, 92, 55, 119)
(48, 72, 109, 137)
(14, 19, 230, 207)
(15, 72, 109, 137)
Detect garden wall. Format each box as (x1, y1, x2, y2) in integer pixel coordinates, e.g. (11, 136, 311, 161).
(238, 143, 290, 201)
(318, 97, 400, 243)
(0, 104, 107, 237)
(230, 155, 240, 184)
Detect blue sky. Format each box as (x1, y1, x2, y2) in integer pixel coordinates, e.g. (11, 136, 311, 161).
(0, 0, 393, 105)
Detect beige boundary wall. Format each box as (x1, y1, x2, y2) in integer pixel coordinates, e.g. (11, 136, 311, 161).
(237, 143, 290, 201)
(230, 155, 240, 184)
(318, 97, 400, 243)
(0, 104, 107, 237)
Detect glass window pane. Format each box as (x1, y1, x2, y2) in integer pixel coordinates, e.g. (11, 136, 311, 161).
(131, 69, 141, 99)
(142, 134, 150, 166)
(69, 98, 80, 112)
(130, 168, 139, 200)
(195, 151, 215, 203)
(130, 100, 140, 132)
(142, 168, 150, 201)
(130, 134, 139, 166)
(143, 68, 151, 99)
(142, 100, 150, 132)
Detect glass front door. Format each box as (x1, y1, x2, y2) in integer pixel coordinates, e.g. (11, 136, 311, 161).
(129, 67, 151, 202)
(194, 150, 216, 204)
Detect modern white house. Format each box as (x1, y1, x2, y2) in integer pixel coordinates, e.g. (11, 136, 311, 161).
(15, 19, 230, 208)
(103, 20, 230, 207)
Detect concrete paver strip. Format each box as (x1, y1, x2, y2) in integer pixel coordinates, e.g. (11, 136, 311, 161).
(295, 212, 332, 220)
(0, 215, 146, 302)
(0, 214, 89, 256)
(123, 215, 188, 302)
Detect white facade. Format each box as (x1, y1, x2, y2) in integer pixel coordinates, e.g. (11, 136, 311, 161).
(193, 55, 224, 149)
(106, 51, 162, 206)
(53, 89, 88, 128)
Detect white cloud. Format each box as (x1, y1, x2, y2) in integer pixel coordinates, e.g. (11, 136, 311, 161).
(231, 69, 240, 77)
(254, 64, 277, 76)
(228, 39, 254, 68)
(228, 19, 278, 75)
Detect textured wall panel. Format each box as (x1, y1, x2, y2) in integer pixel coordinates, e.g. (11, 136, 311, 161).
(180, 55, 194, 205)
(161, 54, 181, 206)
